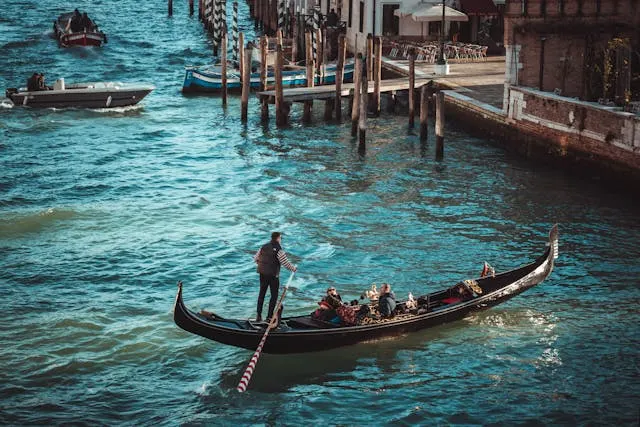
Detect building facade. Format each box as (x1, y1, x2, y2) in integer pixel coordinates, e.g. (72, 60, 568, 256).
(504, 0, 640, 103)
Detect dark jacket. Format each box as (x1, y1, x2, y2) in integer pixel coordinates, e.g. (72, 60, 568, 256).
(256, 241, 282, 277)
(378, 291, 396, 317)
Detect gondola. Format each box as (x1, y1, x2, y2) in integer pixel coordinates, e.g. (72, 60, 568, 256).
(173, 225, 558, 354)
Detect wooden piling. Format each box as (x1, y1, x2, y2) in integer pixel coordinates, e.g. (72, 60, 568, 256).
(420, 85, 428, 142)
(408, 54, 415, 128)
(239, 32, 245, 82)
(221, 34, 228, 106)
(351, 53, 362, 136)
(366, 34, 373, 82)
(358, 63, 368, 146)
(260, 36, 268, 90)
(168, 0, 173, 16)
(275, 44, 286, 126)
(291, 14, 297, 63)
(241, 45, 252, 122)
(324, 100, 333, 120)
(374, 36, 382, 116)
(435, 91, 445, 160)
(335, 35, 346, 121)
(303, 31, 314, 123)
(276, 29, 283, 48)
(189, 0, 195, 16)
(260, 36, 269, 121)
(316, 28, 323, 84)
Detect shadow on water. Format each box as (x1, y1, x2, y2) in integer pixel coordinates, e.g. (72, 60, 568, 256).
(214, 321, 465, 394)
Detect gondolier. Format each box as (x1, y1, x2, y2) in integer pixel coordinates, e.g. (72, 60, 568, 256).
(254, 232, 297, 322)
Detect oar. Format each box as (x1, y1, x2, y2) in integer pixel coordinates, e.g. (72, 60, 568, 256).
(236, 271, 295, 393)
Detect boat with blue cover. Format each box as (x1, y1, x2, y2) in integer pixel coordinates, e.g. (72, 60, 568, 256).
(182, 60, 355, 93)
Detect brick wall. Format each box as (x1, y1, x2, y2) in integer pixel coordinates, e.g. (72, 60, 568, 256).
(504, 0, 640, 99)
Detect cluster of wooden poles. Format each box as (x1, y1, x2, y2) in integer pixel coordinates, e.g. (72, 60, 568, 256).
(237, 33, 445, 156)
(168, 1, 446, 157)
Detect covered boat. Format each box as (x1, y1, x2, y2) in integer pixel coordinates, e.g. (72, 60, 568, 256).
(182, 60, 355, 93)
(173, 225, 559, 354)
(53, 12, 107, 47)
(5, 79, 154, 108)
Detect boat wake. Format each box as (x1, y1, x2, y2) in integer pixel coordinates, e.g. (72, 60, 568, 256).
(0, 98, 14, 108)
(89, 104, 144, 114)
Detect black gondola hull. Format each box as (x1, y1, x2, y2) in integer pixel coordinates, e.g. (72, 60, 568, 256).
(174, 225, 558, 354)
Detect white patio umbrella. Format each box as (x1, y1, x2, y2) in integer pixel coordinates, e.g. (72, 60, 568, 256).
(410, 3, 468, 22)
(394, 1, 468, 22)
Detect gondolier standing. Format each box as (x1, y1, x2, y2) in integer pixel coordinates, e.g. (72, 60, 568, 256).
(254, 232, 297, 322)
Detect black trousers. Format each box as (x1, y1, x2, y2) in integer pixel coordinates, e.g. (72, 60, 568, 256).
(257, 274, 280, 319)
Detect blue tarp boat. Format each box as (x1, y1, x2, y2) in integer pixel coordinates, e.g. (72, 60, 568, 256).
(182, 60, 354, 93)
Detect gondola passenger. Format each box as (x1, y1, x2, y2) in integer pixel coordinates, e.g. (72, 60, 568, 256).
(312, 287, 342, 323)
(377, 283, 396, 318)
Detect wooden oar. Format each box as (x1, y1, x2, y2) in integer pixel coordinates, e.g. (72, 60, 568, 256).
(236, 271, 295, 393)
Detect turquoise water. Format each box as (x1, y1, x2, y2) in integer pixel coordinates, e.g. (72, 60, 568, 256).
(1, 1, 639, 425)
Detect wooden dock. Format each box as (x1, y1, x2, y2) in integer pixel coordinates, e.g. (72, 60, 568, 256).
(258, 77, 433, 103)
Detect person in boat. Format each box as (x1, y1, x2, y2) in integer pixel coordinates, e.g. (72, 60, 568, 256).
(66, 9, 83, 33)
(377, 283, 396, 318)
(37, 73, 51, 91)
(326, 9, 339, 27)
(312, 287, 343, 323)
(253, 232, 297, 322)
(27, 73, 40, 91)
(312, 287, 364, 326)
(80, 12, 94, 32)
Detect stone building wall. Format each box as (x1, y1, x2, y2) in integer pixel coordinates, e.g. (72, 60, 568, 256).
(503, 0, 639, 100)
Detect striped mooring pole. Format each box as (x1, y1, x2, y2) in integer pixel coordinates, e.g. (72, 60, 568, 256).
(232, 1, 238, 62)
(312, 6, 319, 66)
(221, 0, 227, 43)
(278, 0, 285, 31)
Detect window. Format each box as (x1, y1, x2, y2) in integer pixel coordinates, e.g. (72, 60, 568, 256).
(348, 0, 353, 27)
(382, 4, 399, 36)
(522, 0, 528, 16)
(558, 0, 565, 16)
(359, 1, 364, 33)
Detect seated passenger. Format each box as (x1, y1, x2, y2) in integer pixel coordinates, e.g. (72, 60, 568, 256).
(27, 73, 40, 91)
(81, 12, 94, 31)
(312, 287, 343, 323)
(37, 73, 50, 91)
(377, 283, 396, 318)
(67, 9, 83, 32)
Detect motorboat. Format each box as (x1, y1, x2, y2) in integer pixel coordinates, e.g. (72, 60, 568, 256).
(5, 78, 154, 108)
(53, 12, 107, 47)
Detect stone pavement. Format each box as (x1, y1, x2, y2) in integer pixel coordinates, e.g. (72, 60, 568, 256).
(383, 56, 507, 109)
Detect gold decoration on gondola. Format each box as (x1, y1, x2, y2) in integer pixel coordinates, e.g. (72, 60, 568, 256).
(464, 279, 483, 295)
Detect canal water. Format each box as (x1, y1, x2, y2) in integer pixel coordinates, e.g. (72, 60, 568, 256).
(1, 1, 638, 425)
